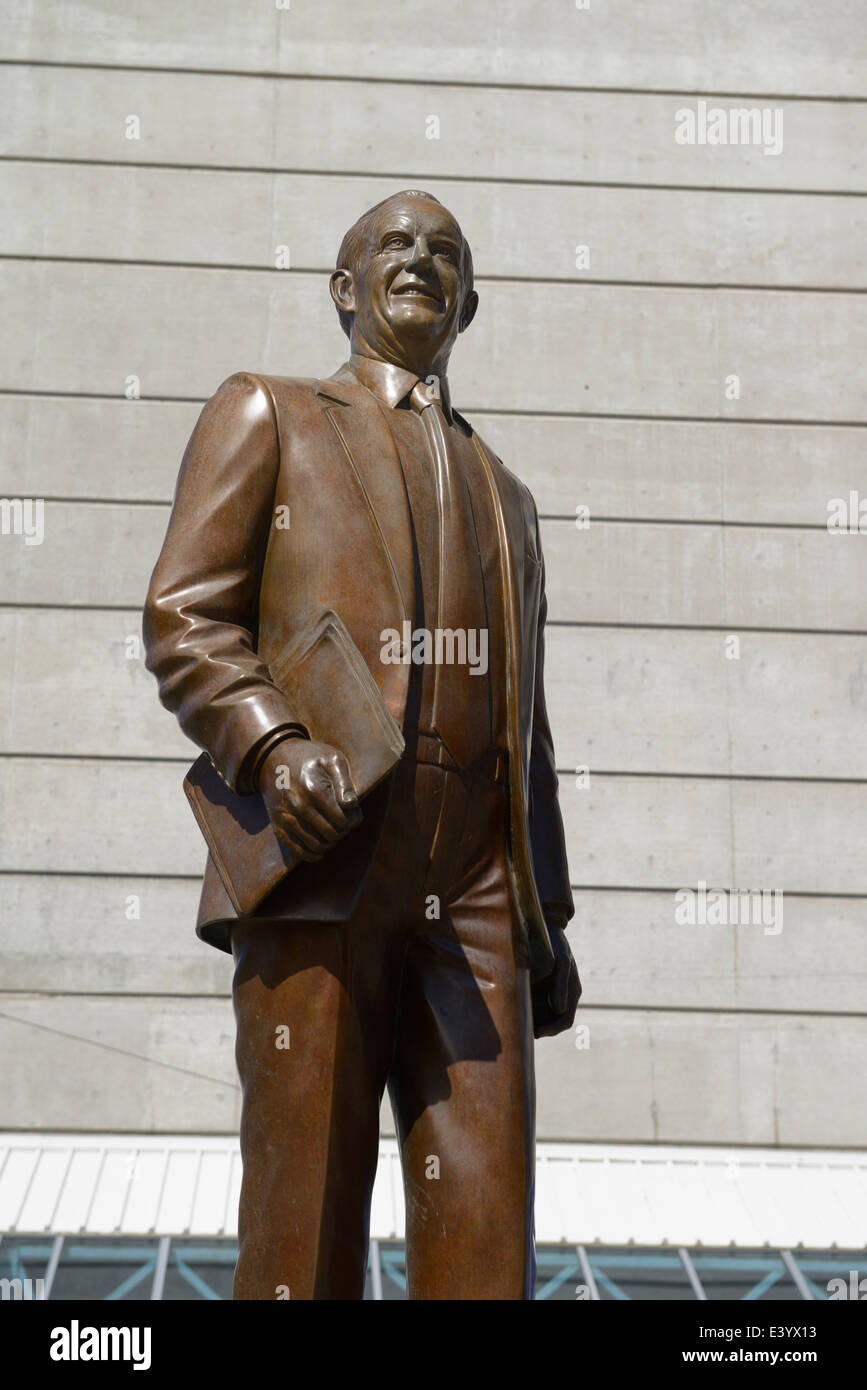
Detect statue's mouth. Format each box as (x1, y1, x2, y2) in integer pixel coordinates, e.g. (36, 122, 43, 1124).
(392, 283, 443, 307)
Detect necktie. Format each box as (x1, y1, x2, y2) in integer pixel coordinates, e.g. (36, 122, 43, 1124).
(408, 380, 489, 767)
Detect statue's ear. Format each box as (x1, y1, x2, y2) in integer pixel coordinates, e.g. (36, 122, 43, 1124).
(329, 268, 356, 316)
(458, 290, 479, 334)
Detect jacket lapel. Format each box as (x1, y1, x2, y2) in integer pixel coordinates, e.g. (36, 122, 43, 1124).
(315, 374, 415, 628)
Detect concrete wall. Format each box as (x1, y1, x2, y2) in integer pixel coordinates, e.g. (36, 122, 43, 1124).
(1, 1, 865, 1145)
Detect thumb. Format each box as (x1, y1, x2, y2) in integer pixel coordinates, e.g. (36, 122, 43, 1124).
(329, 754, 359, 808)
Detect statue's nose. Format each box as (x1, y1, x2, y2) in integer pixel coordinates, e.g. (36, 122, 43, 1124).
(406, 236, 433, 269)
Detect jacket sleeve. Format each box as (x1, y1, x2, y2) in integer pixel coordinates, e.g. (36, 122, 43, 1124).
(142, 371, 301, 793)
(528, 502, 574, 926)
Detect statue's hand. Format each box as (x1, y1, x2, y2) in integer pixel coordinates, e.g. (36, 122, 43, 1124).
(257, 737, 362, 864)
(532, 924, 581, 1039)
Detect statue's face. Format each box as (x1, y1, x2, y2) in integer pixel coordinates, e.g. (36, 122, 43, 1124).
(334, 196, 476, 366)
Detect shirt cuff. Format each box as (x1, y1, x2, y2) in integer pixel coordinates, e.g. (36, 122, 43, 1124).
(244, 724, 310, 794)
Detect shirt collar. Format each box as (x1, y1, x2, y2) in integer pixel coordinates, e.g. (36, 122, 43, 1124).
(348, 352, 454, 425)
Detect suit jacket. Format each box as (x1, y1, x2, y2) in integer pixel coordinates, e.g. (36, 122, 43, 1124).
(143, 366, 573, 979)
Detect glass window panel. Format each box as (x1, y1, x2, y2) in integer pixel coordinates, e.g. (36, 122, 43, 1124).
(693, 1249, 790, 1301)
(5, 1233, 860, 1301)
(48, 1239, 159, 1301)
(0, 1237, 52, 1297)
(589, 1247, 695, 1301)
(163, 1241, 237, 1301)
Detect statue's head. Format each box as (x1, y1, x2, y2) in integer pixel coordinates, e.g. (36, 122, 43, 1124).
(329, 190, 478, 375)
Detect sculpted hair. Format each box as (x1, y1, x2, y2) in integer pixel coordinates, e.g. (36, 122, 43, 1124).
(334, 190, 474, 338)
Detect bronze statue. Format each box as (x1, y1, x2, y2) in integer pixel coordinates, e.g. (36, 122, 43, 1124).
(143, 190, 580, 1300)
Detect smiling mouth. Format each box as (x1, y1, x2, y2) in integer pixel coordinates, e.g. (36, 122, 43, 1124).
(392, 285, 443, 306)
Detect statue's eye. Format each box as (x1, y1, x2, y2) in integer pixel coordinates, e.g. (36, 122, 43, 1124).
(383, 235, 409, 251)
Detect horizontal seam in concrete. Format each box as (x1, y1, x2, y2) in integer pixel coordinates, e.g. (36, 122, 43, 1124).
(6, 1126, 861, 1152)
(2, 58, 865, 103)
(1, 154, 863, 198)
(3, 750, 867, 785)
(0, 868, 864, 903)
(549, 1003, 867, 1020)
(568, 885, 867, 902)
(2, 255, 864, 296)
(4, 157, 867, 202)
(0, 993, 863, 1023)
(1, 388, 864, 427)
(547, 620, 867, 637)
(2, 603, 865, 637)
(0, 991, 231, 1001)
(0, 868, 203, 881)
(545, 517, 844, 530)
(556, 769, 867, 784)
(3, 496, 855, 530)
(0, 603, 863, 637)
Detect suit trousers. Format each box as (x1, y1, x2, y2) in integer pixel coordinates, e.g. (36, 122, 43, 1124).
(229, 753, 537, 1300)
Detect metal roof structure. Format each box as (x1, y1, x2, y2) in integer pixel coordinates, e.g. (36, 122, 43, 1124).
(2, 1132, 865, 1249)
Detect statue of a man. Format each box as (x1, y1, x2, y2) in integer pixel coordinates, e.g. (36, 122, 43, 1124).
(143, 190, 580, 1300)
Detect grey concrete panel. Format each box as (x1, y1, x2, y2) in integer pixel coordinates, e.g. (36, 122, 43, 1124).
(0, 607, 194, 759)
(2, 0, 860, 96)
(1, 262, 864, 418)
(0, 395, 200, 503)
(2, 875, 862, 1015)
(559, 774, 867, 894)
(569, 889, 867, 1014)
(480, 416, 867, 526)
(0, 756, 206, 877)
(535, 1009, 867, 1146)
(3, 505, 864, 629)
(1, 756, 864, 893)
(0, 875, 225, 996)
(3, 610, 867, 780)
(542, 519, 867, 630)
(0, 499, 169, 608)
(1, 992, 863, 1144)
(545, 625, 867, 778)
(4, 162, 864, 288)
(0, 993, 240, 1133)
(3, 67, 864, 192)
(1, 393, 862, 527)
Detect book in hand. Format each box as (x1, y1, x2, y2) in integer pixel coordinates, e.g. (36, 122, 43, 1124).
(183, 608, 405, 917)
